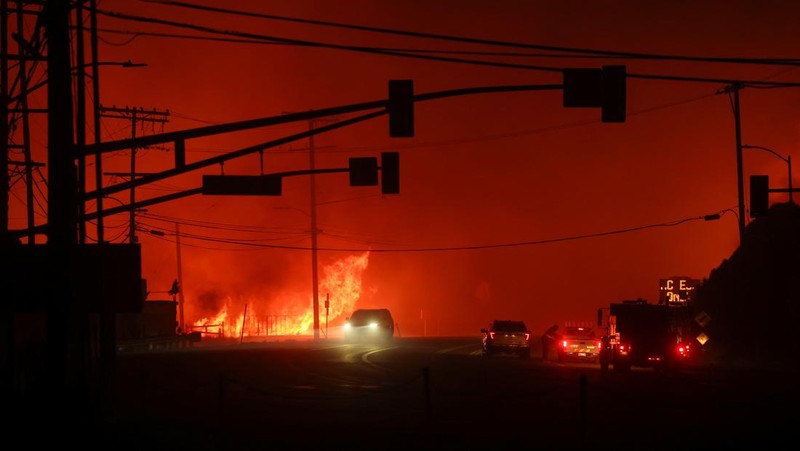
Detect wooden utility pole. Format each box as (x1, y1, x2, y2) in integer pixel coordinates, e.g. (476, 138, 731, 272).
(1, 0, 9, 238)
(90, 0, 104, 243)
(176, 222, 185, 332)
(44, 0, 78, 415)
(308, 118, 320, 341)
(99, 105, 169, 243)
(732, 84, 746, 243)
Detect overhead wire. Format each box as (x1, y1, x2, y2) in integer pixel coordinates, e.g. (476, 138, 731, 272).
(127, 211, 732, 253)
(14, 2, 780, 247)
(96, 7, 800, 87)
(94, 27, 621, 59)
(135, 219, 308, 242)
(141, 0, 800, 67)
(79, 1, 797, 168)
(139, 211, 311, 234)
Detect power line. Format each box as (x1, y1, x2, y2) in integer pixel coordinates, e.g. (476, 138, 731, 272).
(138, 211, 310, 234)
(93, 27, 624, 60)
(136, 220, 308, 242)
(130, 211, 730, 253)
(142, 0, 800, 67)
(95, 8, 563, 73)
(97, 8, 800, 87)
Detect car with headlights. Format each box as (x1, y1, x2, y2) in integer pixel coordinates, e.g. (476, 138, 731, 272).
(557, 325, 601, 363)
(481, 320, 531, 358)
(343, 308, 395, 343)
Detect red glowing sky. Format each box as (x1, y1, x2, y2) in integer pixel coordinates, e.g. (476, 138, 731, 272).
(9, 0, 800, 336)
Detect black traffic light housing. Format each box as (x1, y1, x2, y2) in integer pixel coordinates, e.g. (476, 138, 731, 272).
(388, 80, 414, 137)
(563, 65, 626, 123)
(348, 153, 399, 194)
(381, 152, 400, 195)
(349, 157, 379, 186)
(601, 65, 626, 123)
(749, 174, 769, 217)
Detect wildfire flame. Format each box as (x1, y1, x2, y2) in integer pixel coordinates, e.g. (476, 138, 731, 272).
(191, 251, 370, 338)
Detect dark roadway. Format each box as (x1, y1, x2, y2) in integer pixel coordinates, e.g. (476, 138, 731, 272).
(13, 337, 800, 450)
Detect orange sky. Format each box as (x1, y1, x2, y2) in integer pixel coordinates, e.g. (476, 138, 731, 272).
(8, 0, 800, 337)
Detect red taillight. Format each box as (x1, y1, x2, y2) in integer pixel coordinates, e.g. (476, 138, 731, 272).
(489, 332, 495, 339)
(561, 340, 567, 348)
(524, 333, 530, 341)
(597, 341, 602, 349)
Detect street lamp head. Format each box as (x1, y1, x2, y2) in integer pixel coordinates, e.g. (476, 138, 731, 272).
(704, 208, 739, 222)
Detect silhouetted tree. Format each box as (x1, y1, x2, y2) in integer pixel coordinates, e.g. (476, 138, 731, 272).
(693, 202, 800, 368)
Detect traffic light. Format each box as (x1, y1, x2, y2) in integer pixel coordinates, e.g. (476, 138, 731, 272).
(349, 157, 378, 186)
(388, 80, 414, 137)
(563, 68, 601, 108)
(562, 65, 626, 123)
(381, 152, 399, 195)
(749, 175, 769, 217)
(601, 65, 626, 123)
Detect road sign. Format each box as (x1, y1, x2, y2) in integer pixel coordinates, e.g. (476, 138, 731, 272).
(659, 277, 701, 306)
(202, 174, 282, 196)
(694, 311, 712, 328)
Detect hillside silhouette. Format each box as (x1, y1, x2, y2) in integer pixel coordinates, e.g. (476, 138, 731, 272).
(693, 201, 800, 369)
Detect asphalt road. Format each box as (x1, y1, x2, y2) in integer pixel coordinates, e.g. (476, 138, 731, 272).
(25, 336, 799, 450)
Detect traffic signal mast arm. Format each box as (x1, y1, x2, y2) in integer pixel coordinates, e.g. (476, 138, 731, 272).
(15, 68, 624, 239)
(80, 83, 565, 201)
(13, 151, 399, 237)
(78, 82, 565, 158)
(82, 110, 384, 201)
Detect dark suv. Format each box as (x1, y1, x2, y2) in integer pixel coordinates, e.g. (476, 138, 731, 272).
(343, 308, 395, 343)
(481, 320, 531, 358)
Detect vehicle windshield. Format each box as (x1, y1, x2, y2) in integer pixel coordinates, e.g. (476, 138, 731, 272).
(492, 321, 527, 332)
(564, 326, 595, 337)
(349, 309, 390, 325)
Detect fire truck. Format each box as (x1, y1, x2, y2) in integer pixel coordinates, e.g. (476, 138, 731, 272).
(597, 298, 694, 372)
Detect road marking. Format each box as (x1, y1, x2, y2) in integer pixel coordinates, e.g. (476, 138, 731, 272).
(436, 343, 481, 354)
